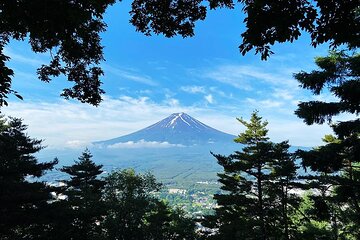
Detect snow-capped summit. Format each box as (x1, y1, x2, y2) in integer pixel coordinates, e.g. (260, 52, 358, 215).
(94, 113, 235, 146)
(145, 112, 213, 131)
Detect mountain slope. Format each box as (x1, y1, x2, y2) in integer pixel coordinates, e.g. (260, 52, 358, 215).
(94, 113, 235, 146)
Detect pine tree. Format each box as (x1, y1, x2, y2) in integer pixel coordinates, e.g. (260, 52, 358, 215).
(205, 111, 298, 240)
(295, 51, 360, 238)
(59, 149, 105, 240)
(231, 111, 272, 239)
(0, 116, 57, 239)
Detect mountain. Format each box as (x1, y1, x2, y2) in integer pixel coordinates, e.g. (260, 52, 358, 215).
(42, 113, 309, 189)
(94, 113, 236, 146)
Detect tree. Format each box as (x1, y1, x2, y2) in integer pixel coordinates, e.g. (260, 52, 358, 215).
(204, 111, 298, 240)
(144, 200, 197, 240)
(59, 149, 105, 240)
(332, 162, 360, 239)
(0, 116, 57, 239)
(131, 0, 360, 59)
(1, 1, 359, 107)
(292, 193, 334, 240)
(102, 169, 196, 240)
(295, 51, 360, 239)
(0, 0, 116, 107)
(269, 141, 301, 239)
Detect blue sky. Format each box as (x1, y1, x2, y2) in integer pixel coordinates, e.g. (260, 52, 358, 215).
(3, 2, 339, 149)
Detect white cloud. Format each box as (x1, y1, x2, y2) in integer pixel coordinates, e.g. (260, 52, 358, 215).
(199, 113, 334, 147)
(245, 98, 284, 108)
(312, 92, 339, 102)
(180, 85, 206, 94)
(202, 65, 298, 90)
(203, 66, 252, 90)
(164, 92, 180, 107)
(2, 95, 338, 149)
(267, 119, 332, 147)
(65, 140, 89, 149)
(103, 64, 158, 86)
(136, 89, 152, 95)
(4, 47, 47, 67)
(12, 68, 38, 80)
(205, 94, 214, 104)
(106, 139, 184, 149)
(1, 96, 201, 149)
(272, 88, 294, 100)
(167, 98, 180, 106)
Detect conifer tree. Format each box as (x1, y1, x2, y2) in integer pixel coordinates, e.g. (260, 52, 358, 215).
(269, 141, 300, 239)
(0, 116, 57, 239)
(59, 149, 105, 240)
(295, 51, 360, 238)
(205, 111, 298, 240)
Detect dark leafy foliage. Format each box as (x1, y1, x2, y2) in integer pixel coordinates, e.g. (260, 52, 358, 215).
(130, 0, 207, 38)
(130, 0, 360, 59)
(0, 0, 116, 107)
(1, 1, 359, 107)
(102, 169, 197, 240)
